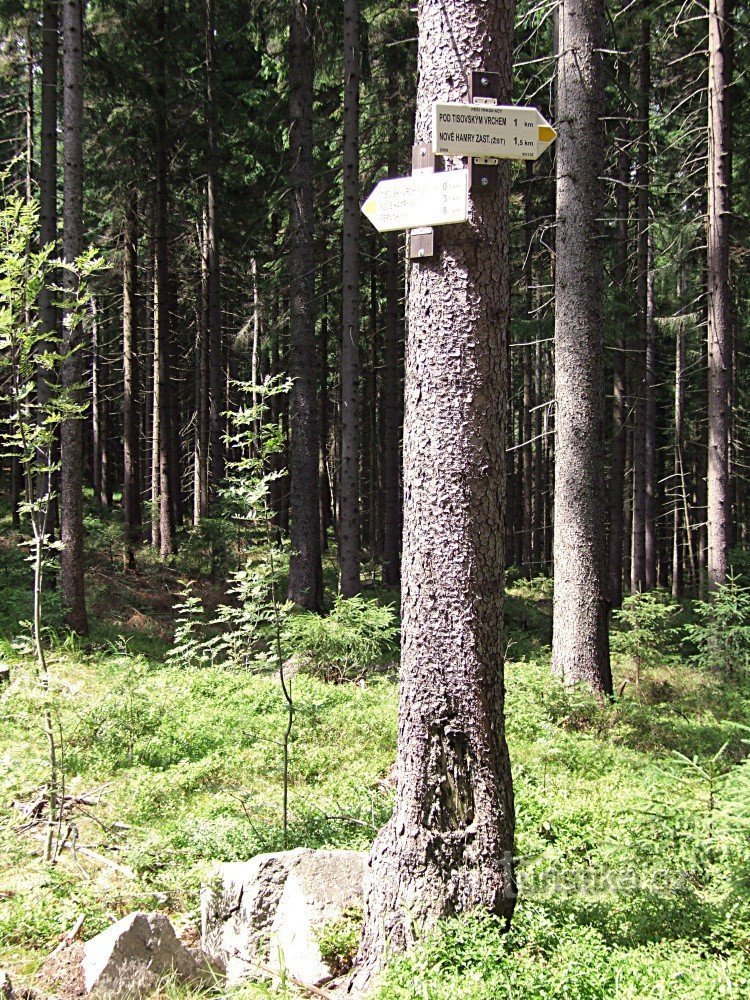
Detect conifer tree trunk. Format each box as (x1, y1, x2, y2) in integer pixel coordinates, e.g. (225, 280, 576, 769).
(672, 317, 686, 597)
(151, 257, 161, 551)
(608, 60, 629, 608)
(123, 186, 141, 567)
(339, 0, 361, 596)
(38, 1, 58, 514)
(155, 0, 175, 559)
(381, 140, 401, 588)
(91, 296, 103, 501)
(631, 16, 650, 594)
(356, 0, 516, 977)
(551, 0, 611, 693)
(522, 162, 534, 578)
(319, 262, 331, 551)
(194, 215, 210, 524)
(60, 0, 88, 634)
(206, 0, 224, 493)
(287, 0, 323, 610)
(707, 0, 732, 588)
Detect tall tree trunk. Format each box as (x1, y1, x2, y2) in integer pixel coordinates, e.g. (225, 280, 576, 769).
(381, 140, 401, 587)
(155, 0, 175, 559)
(319, 263, 332, 552)
(672, 317, 685, 597)
(60, 0, 88, 634)
(91, 296, 102, 502)
(631, 16, 650, 594)
(194, 215, 210, 524)
(608, 59, 629, 608)
(151, 252, 161, 551)
(339, 0, 361, 597)
(522, 162, 534, 578)
(356, 0, 516, 978)
(552, 0, 611, 693)
(38, 0, 58, 530)
(644, 231, 656, 587)
(123, 186, 141, 567)
(706, 0, 732, 588)
(287, 0, 323, 610)
(206, 0, 224, 493)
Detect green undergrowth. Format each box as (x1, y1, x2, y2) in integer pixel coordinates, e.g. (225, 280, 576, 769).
(2, 511, 750, 997)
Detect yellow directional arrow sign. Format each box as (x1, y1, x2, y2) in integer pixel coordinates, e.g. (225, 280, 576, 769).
(361, 169, 469, 233)
(432, 103, 557, 161)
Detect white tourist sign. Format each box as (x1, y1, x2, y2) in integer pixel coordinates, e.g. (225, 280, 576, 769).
(432, 103, 556, 161)
(361, 169, 469, 233)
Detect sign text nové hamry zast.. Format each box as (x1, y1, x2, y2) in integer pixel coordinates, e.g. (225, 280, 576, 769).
(361, 99, 556, 234)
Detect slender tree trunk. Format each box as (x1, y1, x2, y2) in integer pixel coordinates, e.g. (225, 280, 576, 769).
(60, 0, 88, 634)
(319, 262, 332, 552)
(672, 318, 686, 597)
(608, 59, 629, 608)
(38, 0, 58, 533)
(631, 16, 650, 594)
(206, 0, 224, 493)
(644, 232, 656, 587)
(551, 0, 611, 694)
(339, 0, 361, 596)
(123, 186, 141, 567)
(368, 263, 380, 560)
(381, 141, 401, 587)
(155, 0, 175, 558)
(194, 215, 210, 524)
(707, 0, 732, 588)
(151, 252, 161, 550)
(287, 0, 323, 610)
(356, 0, 516, 978)
(91, 296, 102, 501)
(522, 162, 534, 578)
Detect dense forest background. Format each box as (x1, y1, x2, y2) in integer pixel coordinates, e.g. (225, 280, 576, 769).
(1, 0, 748, 606)
(2, 0, 750, 997)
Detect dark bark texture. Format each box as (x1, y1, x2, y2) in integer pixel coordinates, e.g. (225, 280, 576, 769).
(356, 0, 516, 978)
(551, 0, 611, 692)
(60, 0, 88, 634)
(287, 0, 323, 611)
(707, 0, 732, 588)
(123, 187, 141, 566)
(339, 0, 361, 596)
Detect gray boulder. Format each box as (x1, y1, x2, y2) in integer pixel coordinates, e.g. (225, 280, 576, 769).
(201, 848, 366, 987)
(82, 912, 204, 997)
(0, 971, 15, 1000)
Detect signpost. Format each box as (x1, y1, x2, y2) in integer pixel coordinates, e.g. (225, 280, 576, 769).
(432, 102, 556, 161)
(359, 70, 556, 259)
(361, 168, 469, 233)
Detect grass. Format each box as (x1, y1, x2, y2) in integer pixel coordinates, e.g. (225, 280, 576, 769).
(2, 509, 750, 997)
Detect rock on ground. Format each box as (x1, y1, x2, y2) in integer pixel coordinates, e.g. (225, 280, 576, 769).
(0, 972, 16, 1000)
(81, 912, 204, 997)
(201, 848, 366, 987)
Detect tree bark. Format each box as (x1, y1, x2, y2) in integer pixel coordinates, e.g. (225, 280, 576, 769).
(60, 0, 88, 634)
(287, 0, 323, 611)
(319, 262, 332, 552)
(631, 16, 650, 594)
(356, 0, 516, 978)
(707, 0, 732, 589)
(551, 0, 611, 693)
(381, 136, 401, 588)
(123, 186, 141, 567)
(339, 0, 361, 597)
(206, 0, 224, 493)
(38, 0, 58, 460)
(608, 59, 629, 608)
(155, 0, 175, 559)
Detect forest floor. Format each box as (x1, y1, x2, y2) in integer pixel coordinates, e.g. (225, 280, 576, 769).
(1, 504, 750, 998)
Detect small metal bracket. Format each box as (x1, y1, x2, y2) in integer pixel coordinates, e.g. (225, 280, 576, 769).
(469, 70, 500, 194)
(409, 143, 436, 259)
